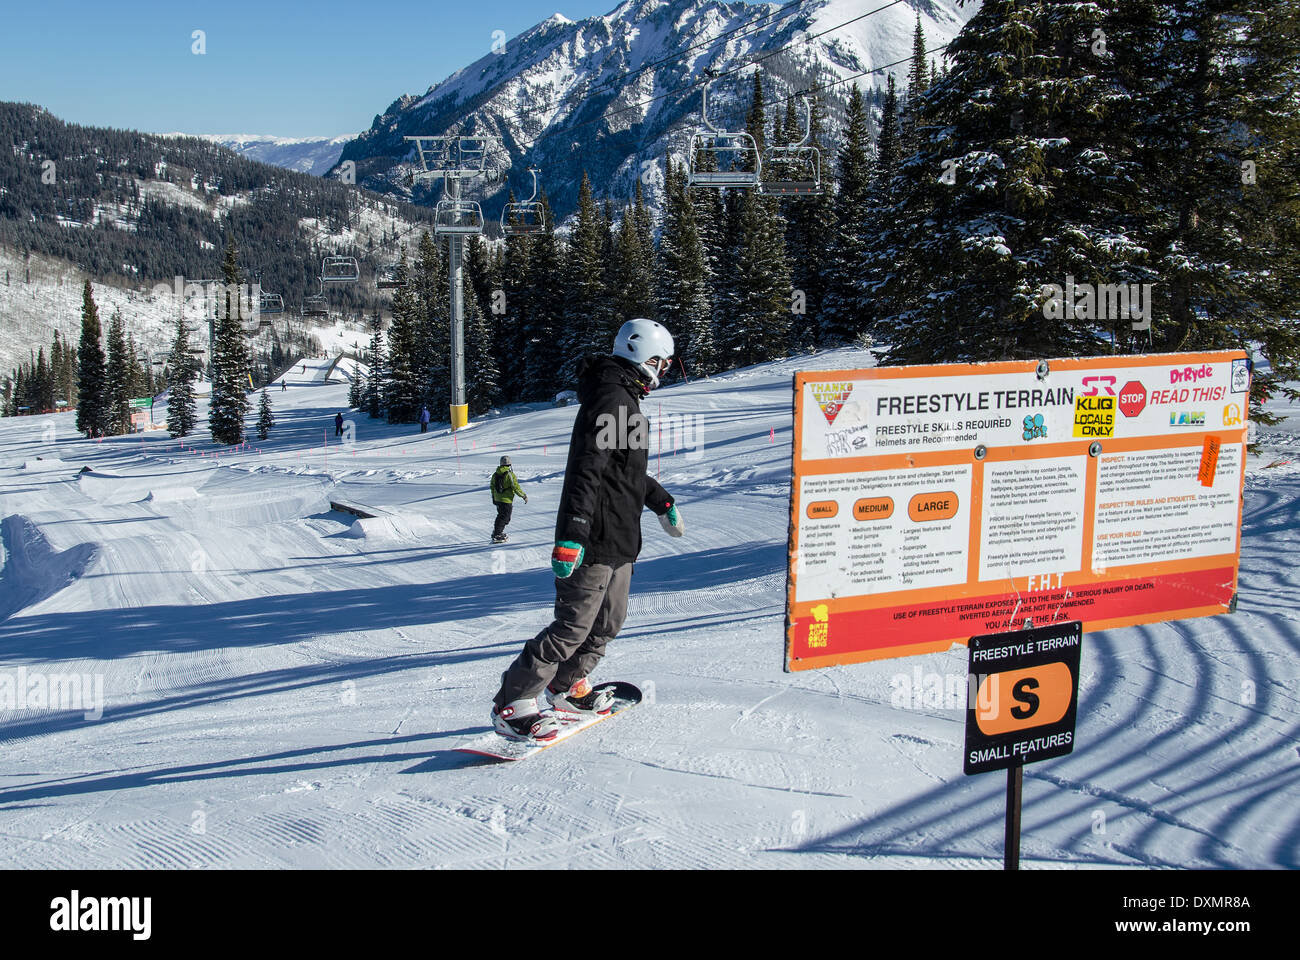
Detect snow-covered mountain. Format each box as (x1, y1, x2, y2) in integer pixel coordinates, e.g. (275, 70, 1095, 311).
(335, 0, 979, 222)
(176, 134, 356, 176)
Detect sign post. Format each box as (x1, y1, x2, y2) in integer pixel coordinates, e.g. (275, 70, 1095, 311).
(964, 620, 1083, 868)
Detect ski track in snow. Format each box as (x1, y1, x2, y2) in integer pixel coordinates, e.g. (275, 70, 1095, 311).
(0, 350, 1297, 869)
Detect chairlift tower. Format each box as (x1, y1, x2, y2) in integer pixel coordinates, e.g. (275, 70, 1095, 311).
(405, 134, 496, 431)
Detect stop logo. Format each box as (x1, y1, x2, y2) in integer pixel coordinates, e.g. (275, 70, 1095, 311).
(1119, 381, 1146, 417)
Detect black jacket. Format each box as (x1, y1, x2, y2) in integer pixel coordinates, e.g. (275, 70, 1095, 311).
(555, 355, 673, 566)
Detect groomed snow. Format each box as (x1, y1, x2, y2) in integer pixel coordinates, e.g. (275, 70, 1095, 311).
(0, 348, 1296, 869)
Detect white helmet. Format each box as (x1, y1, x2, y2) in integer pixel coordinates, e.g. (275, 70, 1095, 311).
(613, 318, 675, 388)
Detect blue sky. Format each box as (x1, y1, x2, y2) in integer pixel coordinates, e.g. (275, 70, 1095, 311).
(0, 0, 667, 137)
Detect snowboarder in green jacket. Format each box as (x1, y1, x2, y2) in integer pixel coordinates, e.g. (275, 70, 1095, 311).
(491, 456, 527, 543)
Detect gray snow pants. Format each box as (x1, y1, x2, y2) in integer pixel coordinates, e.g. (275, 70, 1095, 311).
(493, 561, 632, 709)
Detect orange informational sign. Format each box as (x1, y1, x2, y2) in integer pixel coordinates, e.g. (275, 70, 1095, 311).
(784, 351, 1250, 671)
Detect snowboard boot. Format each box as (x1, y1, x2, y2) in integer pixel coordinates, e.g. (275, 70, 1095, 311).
(491, 698, 561, 742)
(491, 533, 508, 543)
(546, 677, 616, 716)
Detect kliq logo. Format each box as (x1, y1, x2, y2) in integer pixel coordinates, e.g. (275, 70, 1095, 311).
(1170, 364, 1213, 384)
(810, 382, 853, 425)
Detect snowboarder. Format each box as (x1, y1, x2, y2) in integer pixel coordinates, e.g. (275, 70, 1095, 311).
(490, 318, 685, 741)
(281, 380, 286, 392)
(419, 406, 430, 433)
(334, 411, 343, 437)
(490, 456, 526, 542)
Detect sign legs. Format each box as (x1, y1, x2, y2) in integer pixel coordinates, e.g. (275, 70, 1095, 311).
(1005, 762, 1022, 870)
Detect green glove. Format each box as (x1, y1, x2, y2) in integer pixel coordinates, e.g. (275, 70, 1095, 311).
(551, 540, 584, 578)
(659, 504, 684, 537)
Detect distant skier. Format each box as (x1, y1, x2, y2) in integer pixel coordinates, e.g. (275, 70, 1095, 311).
(419, 405, 430, 433)
(334, 411, 343, 437)
(490, 456, 526, 543)
(490, 318, 684, 741)
(281, 380, 286, 392)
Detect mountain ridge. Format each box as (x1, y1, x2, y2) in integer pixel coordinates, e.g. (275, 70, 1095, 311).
(334, 0, 978, 222)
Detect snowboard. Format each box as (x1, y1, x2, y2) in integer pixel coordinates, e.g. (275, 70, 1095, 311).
(456, 682, 642, 761)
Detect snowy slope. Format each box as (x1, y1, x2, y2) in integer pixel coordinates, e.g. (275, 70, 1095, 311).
(0, 248, 208, 381)
(0, 347, 1296, 869)
(180, 135, 357, 177)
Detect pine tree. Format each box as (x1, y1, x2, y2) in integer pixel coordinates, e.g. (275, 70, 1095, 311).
(875, 75, 903, 192)
(561, 172, 609, 384)
(612, 200, 655, 323)
(166, 315, 199, 438)
(727, 188, 792, 367)
(365, 325, 385, 419)
(856, 74, 903, 343)
(902, 14, 930, 155)
(348, 364, 362, 409)
(1233, 0, 1300, 417)
(874, 0, 1129, 363)
(256, 387, 274, 440)
(498, 193, 532, 402)
(781, 93, 837, 350)
(382, 250, 420, 422)
(745, 69, 768, 167)
(657, 156, 715, 375)
(75, 280, 107, 437)
(104, 310, 131, 435)
(32, 348, 50, 413)
(819, 84, 875, 345)
(522, 192, 566, 400)
(412, 231, 449, 419)
(1109, 0, 1300, 417)
(208, 235, 251, 444)
(50, 330, 66, 408)
(465, 282, 499, 414)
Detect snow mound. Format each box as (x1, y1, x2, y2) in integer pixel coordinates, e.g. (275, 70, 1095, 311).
(20, 458, 65, 472)
(342, 512, 451, 542)
(142, 487, 200, 503)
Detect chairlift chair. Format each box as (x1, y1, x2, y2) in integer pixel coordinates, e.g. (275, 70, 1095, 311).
(761, 95, 823, 196)
(321, 256, 360, 283)
(434, 198, 484, 236)
(303, 279, 330, 318)
(259, 293, 285, 315)
(502, 168, 545, 236)
(686, 71, 761, 190)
